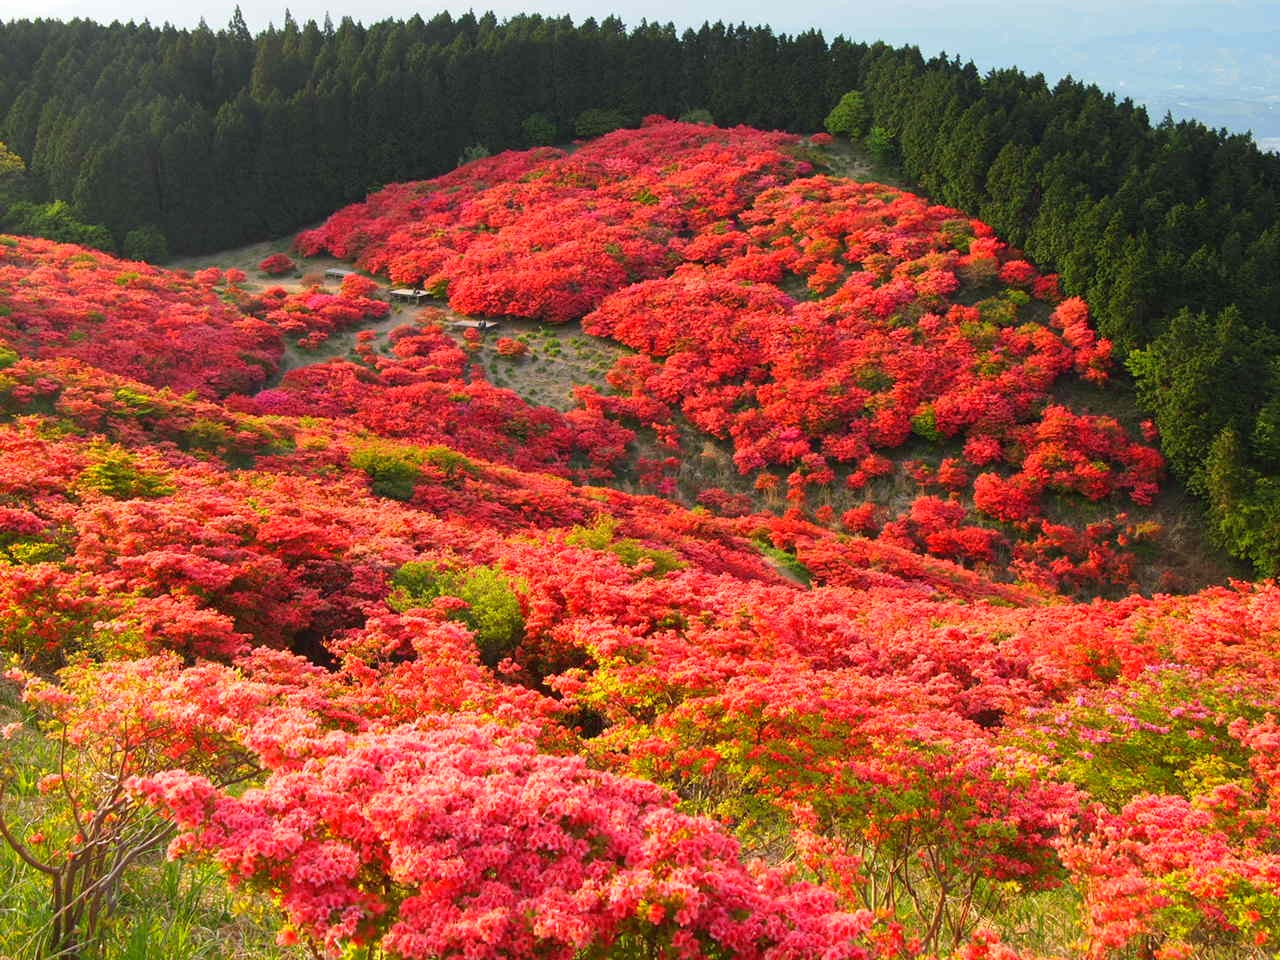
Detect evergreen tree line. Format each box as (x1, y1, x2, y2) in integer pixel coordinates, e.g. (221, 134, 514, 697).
(0, 10, 839, 254)
(1, 10, 1278, 571)
(846, 50, 1280, 574)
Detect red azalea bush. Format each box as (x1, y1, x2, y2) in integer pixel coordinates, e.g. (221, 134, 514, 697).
(258, 253, 296, 276)
(134, 718, 909, 960)
(1, 123, 1271, 960)
(0, 236, 281, 396)
(247, 283, 389, 347)
(339, 272, 379, 298)
(495, 336, 528, 357)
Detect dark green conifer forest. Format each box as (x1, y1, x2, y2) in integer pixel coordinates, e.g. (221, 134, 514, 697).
(2, 8, 1279, 572)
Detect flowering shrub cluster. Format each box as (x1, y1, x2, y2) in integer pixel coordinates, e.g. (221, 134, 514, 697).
(245, 282, 389, 349)
(257, 253, 296, 276)
(248, 312, 635, 480)
(297, 122, 806, 322)
(0, 122, 1273, 960)
(0, 236, 279, 396)
(300, 121, 1164, 590)
(135, 718, 913, 960)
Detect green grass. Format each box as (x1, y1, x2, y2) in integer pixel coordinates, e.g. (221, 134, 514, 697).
(0, 693, 293, 960)
(989, 884, 1083, 957)
(80, 858, 295, 960)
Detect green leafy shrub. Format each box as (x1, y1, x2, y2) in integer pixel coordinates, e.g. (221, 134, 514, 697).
(111, 387, 155, 414)
(754, 540, 812, 585)
(456, 143, 490, 167)
(910, 404, 942, 442)
(521, 113, 557, 146)
(866, 125, 897, 163)
(390, 561, 525, 666)
(565, 516, 684, 577)
(122, 225, 169, 263)
(349, 442, 424, 500)
(422, 445, 477, 479)
(2, 200, 114, 252)
(574, 108, 629, 139)
(78, 444, 173, 499)
(824, 90, 867, 139)
(678, 108, 714, 125)
(184, 419, 230, 453)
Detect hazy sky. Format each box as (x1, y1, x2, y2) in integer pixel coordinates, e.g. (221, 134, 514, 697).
(8, 0, 1271, 54)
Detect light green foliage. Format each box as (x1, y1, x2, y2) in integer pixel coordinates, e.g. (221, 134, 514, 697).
(422, 444, 477, 479)
(78, 444, 174, 500)
(939, 218, 975, 253)
(824, 90, 867, 139)
(678, 108, 714, 125)
(0, 142, 25, 215)
(1, 201, 114, 253)
(6, 540, 64, 565)
(0, 141, 24, 179)
(866, 125, 897, 162)
(574, 108, 629, 139)
(390, 560, 525, 666)
(1011, 666, 1267, 809)
(389, 560, 451, 609)
(0, 141, 25, 211)
(456, 143, 490, 167)
(521, 113, 557, 147)
(112, 387, 155, 415)
(910, 404, 942, 442)
(122, 225, 170, 263)
(454, 566, 526, 666)
(975, 295, 1018, 326)
(0, 345, 18, 370)
(184, 419, 230, 453)
(565, 516, 685, 577)
(754, 540, 812, 585)
(0, 702, 290, 960)
(349, 441, 425, 500)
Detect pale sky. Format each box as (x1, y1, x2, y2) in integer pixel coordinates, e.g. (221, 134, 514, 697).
(7, 1, 1270, 53)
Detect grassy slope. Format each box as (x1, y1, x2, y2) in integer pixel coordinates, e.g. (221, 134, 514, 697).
(0, 690, 299, 960)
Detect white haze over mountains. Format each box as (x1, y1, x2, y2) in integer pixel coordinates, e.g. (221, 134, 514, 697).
(11, 0, 1280, 152)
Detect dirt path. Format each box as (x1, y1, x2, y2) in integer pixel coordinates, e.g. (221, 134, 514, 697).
(170, 234, 628, 402)
(468, 318, 626, 411)
(168, 135, 881, 404)
(814, 138, 908, 189)
(170, 236, 354, 299)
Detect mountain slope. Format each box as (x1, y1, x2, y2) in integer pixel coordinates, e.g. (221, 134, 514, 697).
(0, 122, 1276, 960)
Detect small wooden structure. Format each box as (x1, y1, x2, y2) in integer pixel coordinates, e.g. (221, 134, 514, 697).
(325, 268, 355, 281)
(389, 287, 432, 305)
(448, 317, 500, 331)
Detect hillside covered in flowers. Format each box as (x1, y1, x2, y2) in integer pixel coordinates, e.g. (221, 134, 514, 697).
(1, 119, 1276, 960)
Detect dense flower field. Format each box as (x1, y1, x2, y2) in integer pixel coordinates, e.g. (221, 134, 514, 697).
(0, 121, 1277, 960)
(299, 120, 1167, 594)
